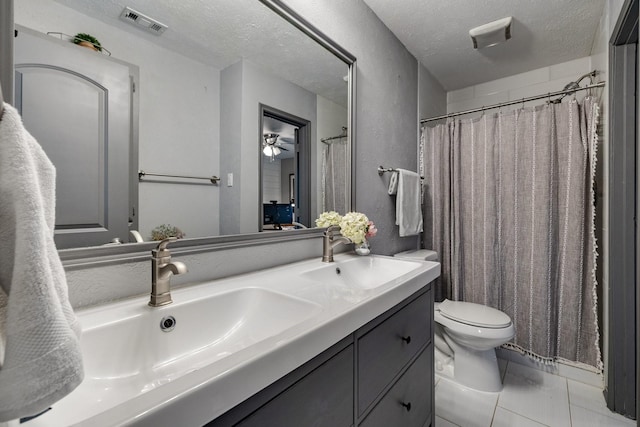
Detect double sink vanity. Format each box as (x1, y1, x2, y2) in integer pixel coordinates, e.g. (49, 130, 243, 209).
(27, 252, 440, 427)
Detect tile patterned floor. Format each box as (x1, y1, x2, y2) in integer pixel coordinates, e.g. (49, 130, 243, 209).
(435, 361, 636, 427)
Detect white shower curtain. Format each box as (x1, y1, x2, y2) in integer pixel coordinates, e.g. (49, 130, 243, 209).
(322, 139, 349, 214)
(422, 98, 601, 368)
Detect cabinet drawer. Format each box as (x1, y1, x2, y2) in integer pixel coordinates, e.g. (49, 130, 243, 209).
(236, 344, 354, 427)
(358, 289, 431, 413)
(360, 346, 433, 427)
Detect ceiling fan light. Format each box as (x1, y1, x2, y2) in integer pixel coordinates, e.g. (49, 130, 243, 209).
(262, 145, 281, 161)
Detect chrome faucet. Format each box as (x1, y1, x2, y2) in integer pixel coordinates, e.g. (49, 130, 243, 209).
(322, 225, 351, 263)
(149, 237, 187, 307)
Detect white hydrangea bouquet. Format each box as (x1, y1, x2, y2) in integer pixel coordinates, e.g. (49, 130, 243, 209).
(315, 211, 343, 228)
(315, 211, 377, 247)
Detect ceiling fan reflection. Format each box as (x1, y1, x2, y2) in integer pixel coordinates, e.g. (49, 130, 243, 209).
(263, 133, 289, 161)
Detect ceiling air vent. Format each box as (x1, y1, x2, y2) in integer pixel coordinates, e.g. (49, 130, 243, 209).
(119, 7, 168, 35)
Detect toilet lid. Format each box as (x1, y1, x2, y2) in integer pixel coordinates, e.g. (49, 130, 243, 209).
(438, 299, 511, 328)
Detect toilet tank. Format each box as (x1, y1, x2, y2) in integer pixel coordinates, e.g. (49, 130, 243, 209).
(393, 249, 438, 261)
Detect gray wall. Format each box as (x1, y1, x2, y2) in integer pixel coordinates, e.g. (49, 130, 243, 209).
(220, 61, 244, 235)
(284, 0, 446, 255)
(419, 63, 447, 122)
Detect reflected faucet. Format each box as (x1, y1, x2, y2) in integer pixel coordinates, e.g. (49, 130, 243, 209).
(149, 238, 187, 307)
(322, 225, 351, 263)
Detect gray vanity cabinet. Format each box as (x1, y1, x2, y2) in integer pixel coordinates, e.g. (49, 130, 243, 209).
(235, 343, 354, 427)
(207, 285, 434, 427)
(359, 349, 433, 427)
(357, 290, 432, 415)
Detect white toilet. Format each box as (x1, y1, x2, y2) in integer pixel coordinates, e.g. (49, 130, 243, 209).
(394, 249, 515, 392)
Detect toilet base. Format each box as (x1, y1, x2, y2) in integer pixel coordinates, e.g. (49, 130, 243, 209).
(434, 346, 454, 378)
(450, 345, 503, 392)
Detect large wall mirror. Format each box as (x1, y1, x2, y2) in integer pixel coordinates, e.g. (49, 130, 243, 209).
(8, 0, 355, 255)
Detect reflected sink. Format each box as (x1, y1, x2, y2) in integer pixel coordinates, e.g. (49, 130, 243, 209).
(70, 287, 321, 419)
(301, 256, 424, 289)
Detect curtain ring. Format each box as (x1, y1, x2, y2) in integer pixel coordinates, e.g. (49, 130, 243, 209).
(521, 98, 525, 109)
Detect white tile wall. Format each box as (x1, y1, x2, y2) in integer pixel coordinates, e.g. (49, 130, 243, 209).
(549, 57, 593, 81)
(447, 86, 475, 103)
(473, 68, 549, 98)
(446, 57, 594, 118)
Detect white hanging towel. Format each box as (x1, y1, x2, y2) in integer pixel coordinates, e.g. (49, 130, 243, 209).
(395, 168, 423, 237)
(0, 103, 84, 422)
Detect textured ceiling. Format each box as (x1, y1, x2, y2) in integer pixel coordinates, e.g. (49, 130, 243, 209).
(363, 0, 606, 90)
(52, 0, 348, 106)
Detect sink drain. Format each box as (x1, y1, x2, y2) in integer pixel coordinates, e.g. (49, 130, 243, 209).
(160, 315, 176, 332)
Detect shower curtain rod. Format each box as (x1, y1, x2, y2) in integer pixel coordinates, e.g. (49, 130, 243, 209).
(321, 134, 346, 143)
(420, 81, 605, 124)
(321, 127, 348, 144)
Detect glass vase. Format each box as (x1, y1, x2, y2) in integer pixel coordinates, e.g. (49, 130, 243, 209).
(354, 238, 370, 256)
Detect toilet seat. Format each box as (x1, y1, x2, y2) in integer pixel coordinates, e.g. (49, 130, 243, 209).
(438, 299, 511, 329)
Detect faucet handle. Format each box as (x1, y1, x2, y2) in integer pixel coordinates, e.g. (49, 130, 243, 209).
(156, 237, 177, 251)
(153, 237, 178, 258)
(325, 224, 341, 235)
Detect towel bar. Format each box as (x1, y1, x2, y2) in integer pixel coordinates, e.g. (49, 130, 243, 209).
(138, 170, 220, 184)
(377, 166, 424, 179)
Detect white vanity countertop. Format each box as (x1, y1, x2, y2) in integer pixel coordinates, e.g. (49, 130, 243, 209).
(27, 254, 440, 427)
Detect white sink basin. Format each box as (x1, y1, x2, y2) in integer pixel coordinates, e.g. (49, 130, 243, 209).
(42, 287, 321, 425)
(83, 287, 320, 382)
(301, 256, 424, 289)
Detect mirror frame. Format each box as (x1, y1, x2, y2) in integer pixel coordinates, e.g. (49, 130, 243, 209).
(0, 0, 356, 267)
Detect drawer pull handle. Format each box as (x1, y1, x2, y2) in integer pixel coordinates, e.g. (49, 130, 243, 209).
(401, 401, 412, 412)
(401, 335, 411, 344)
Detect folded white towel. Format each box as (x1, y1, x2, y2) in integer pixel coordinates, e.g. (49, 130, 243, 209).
(395, 169, 423, 237)
(0, 103, 83, 422)
(387, 171, 399, 195)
